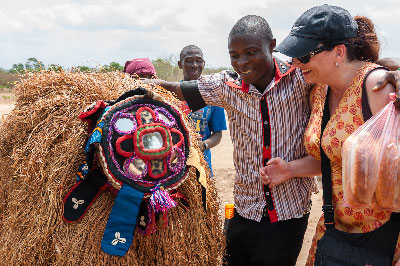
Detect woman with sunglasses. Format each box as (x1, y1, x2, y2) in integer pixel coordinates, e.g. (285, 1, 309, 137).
(261, 4, 399, 265)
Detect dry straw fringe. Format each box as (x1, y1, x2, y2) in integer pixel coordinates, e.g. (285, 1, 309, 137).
(0, 70, 225, 266)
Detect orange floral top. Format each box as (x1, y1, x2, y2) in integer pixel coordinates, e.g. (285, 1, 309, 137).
(304, 62, 400, 265)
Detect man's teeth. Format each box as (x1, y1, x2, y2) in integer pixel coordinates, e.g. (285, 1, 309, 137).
(302, 69, 311, 73)
(242, 70, 252, 75)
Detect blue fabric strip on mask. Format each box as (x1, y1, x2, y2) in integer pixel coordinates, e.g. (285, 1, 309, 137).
(101, 184, 144, 256)
(85, 121, 104, 154)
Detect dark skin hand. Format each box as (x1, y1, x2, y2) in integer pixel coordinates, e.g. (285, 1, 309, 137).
(140, 78, 185, 100)
(199, 131, 222, 151)
(373, 70, 400, 109)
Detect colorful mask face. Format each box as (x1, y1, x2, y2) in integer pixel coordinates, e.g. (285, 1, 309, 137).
(63, 88, 193, 256)
(98, 97, 190, 193)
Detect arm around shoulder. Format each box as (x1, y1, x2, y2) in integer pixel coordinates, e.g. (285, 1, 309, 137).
(142, 79, 185, 100)
(366, 69, 395, 115)
(141, 78, 207, 111)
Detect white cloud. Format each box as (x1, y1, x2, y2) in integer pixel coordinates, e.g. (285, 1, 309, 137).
(1, 0, 400, 69)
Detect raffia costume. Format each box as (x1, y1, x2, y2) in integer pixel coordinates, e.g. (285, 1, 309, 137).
(304, 63, 400, 265)
(0, 71, 224, 266)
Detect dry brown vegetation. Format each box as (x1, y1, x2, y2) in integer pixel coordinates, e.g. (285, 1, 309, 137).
(0, 70, 225, 266)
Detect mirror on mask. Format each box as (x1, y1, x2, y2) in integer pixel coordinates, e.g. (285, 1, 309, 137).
(142, 132, 163, 150)
(126, 158, 146, 176)
(115, 117, 136, 133)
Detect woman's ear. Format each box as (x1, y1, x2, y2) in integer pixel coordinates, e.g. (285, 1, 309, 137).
(334, 44, 347, 63)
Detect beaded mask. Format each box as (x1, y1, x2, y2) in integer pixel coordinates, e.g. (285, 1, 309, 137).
(63, 88, 194, 256)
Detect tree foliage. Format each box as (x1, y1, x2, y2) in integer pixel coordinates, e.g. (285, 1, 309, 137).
(9, 58, 45, 73)
(109, 61, 124, 71)
(25, 57, 45, 71)
(73, 66, 91, 72)
(2, 56, 230, 88)
(152, 55, 183, 81)
(47, 64, 63, 72)
(10, 63, 25, 74)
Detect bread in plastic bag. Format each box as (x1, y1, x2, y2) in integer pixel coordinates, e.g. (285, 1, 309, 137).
(342, 102, 400, 211)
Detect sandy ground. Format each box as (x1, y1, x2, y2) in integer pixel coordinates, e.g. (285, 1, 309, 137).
(0, 94, 15, 119)
(0, 97, 322, 265)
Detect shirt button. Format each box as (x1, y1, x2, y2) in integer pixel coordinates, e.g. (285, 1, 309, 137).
(265, 192, 270, 196)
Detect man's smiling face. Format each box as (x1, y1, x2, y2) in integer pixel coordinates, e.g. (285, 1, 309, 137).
(228, 33, 276, 90)
(178, 48, 205, 81)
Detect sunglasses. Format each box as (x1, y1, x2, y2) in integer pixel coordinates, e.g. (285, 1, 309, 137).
(296, 46, 334, 64)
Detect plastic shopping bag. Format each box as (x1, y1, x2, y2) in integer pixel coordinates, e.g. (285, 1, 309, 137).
(342, 102, 400, 211)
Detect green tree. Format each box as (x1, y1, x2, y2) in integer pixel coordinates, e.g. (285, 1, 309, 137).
(100, 61, 123, 72)
(10, 63, 25, 73)
(152, 55, 182, 81)
(109, 61, 123, 71)
(47, 64, 63, 72)
(73, 65, 91, 72)
(25, 57, 44, 71)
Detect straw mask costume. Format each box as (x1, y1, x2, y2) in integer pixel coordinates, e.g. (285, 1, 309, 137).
(63, 88, 205, 256)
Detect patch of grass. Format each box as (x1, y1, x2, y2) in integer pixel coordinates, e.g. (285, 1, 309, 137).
(2, 95, 12, 100)
(0, 72, 20, 89)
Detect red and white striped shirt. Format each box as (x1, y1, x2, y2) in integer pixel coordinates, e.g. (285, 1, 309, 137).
(197, 60, 318, 222)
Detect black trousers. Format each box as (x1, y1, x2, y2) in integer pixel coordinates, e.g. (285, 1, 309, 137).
(225, 209, 309, 266)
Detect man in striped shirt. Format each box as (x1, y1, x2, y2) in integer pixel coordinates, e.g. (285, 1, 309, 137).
(145, 15, 320, 266)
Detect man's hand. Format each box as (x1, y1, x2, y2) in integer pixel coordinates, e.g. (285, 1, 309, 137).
(198, 140, 206, 152)
(259, 157, 294, 188)
(140, 78, 185, 101)
(373, 70, 400, 109)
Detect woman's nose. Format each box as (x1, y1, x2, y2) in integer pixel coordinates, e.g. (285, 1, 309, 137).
(291, 58, 301, 68)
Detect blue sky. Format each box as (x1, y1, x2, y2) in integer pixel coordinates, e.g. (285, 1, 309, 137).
(1, 0, 399, 69)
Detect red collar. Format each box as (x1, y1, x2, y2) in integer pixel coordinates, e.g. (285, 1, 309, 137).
(225, 78, 249, 93)
(225, 58, 294, 93)
(273, 57, 295, 84)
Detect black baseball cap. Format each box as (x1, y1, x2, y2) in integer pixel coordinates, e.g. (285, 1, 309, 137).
(275, 4, 358, 58)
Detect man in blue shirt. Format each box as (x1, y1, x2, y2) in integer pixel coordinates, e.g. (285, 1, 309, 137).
(178, 45, 227, 177)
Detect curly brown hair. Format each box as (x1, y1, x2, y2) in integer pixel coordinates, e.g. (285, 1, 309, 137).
(345, 16, 380, 62)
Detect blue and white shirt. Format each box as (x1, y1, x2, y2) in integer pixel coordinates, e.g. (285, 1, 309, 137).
(189, 106, 227, 176)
